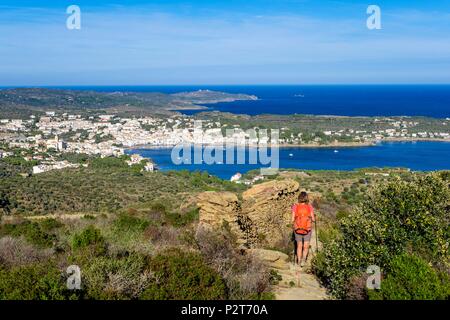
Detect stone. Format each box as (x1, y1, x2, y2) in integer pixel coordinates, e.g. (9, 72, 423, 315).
(197, 179, 300, 248)
(196, 191, 244, 241)
(247, 248, 289, 263)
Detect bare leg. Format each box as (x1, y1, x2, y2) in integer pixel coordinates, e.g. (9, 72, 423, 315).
(296, 240, 303, 265)
(302, 241, 310, 264)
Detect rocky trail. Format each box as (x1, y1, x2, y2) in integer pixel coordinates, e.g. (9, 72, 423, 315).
(249, 229, 329, 300)
(197, 179, 330, 300)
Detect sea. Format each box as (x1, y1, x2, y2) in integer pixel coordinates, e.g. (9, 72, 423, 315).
(127, 142, 450, 180)
(56, 84, 450, 117)
(13, 84, 450, 178)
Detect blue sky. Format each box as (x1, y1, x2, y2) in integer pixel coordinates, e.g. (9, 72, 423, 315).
(0, 0, 449, 85)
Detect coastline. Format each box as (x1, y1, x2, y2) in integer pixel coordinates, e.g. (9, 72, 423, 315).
(168, 105, 208, 111)
(124, 138, 450, 151)
(381, 137, 450, 143)
(168, 95, 258, 112)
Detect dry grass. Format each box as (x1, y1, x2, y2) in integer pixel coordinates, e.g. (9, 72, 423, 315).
(0, 236, 53, 268)
(195, 226, 271, 299)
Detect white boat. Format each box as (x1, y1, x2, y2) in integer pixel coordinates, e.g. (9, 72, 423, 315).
(289, 153, 294, 157)
(334, 150, 339, 153)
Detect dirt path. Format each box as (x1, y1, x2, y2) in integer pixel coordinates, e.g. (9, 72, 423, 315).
(272, 261, 329, 300)
(249, 229, 330, 300)
(2, 213, 104, 222)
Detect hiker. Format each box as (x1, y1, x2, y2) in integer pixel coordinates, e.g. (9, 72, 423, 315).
(292, 191, 315, 267)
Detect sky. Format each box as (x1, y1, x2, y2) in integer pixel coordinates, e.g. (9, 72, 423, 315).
(0, 0, 449, 85)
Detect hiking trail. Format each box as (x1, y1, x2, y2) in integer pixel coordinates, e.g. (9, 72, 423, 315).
(249, 229, 329, 300)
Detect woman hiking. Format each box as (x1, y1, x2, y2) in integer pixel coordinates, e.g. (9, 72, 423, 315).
(291, 191, 315, 267)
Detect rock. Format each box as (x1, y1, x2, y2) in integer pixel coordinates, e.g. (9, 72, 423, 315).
(248, 249, 329, 300)
(242, 180, 299, 248)
(247, 248, 289, 263)
(270, 260, 291, 271)
(247, 248, 290, 270)
(197, 179, 300, 248)
(279, 171, 310, 179)
(196, 191, 245, 243)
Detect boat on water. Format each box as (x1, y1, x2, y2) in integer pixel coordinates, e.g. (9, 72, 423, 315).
(334, 150, 339, 153)
(289, 153, 294, 157)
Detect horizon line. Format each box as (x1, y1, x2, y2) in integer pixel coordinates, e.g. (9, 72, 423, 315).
(2, 83, 450, 88)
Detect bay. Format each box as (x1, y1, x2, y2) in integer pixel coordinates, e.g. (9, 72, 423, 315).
(128, 141, 450, 180)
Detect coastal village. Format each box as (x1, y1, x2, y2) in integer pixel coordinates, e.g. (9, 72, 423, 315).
(1, 111, 449, 179)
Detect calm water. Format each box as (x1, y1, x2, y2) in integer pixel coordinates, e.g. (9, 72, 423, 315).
(8, 85, 449, 176)
(128, 141, 450, 180)
(30, 85, 450, 118)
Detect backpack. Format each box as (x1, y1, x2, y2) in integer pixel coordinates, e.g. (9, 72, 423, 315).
(294, 203, 313, 235)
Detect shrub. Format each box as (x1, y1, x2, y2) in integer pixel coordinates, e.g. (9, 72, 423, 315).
(71, 225, 106, 256)
(113, 213, 149, 234)
(0, 236, 53, 268)
(335, 209, 349, 221)
(345, 273, 369, 300)
(140, 248, 227, 300)
(0, 262, 77, 300)
(269, 270, 282, 285)
(39, 218, 63, 232)
(82, 253, 151, 300)
(368, 253, 450, 300)
(164, 208, 199, 227)
(195, 226, 271, 300)
(0, 221, 56, 248)
(150, 202, 166, 214)
(82, 214, 96, 220)
(143, 225, 179, 247)
(91, 157, 128, 169)
(315, 174, 450, 298)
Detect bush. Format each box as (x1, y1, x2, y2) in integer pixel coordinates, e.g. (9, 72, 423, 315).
(82, 253, 151, 300)
(71, 225, 106, 256)
(113, 213, 149, 233)
(0, 221, 56, 248)
(91, 157, 128, 169)
(143, 225, 179, 247)
(195, 226, 271, 300)
(269, 270, 282, 285)
(314, 174, 450, 298)
(0, 262, 77, 300)
(39, 218, 63, 232)
(150, 202, 166, 214)
(345, 273, 369, 300)
(0, 236, 53, 268)
(140, 248, 227, 300)
(368, 253, 450, 300)
(164, 208, 199, 227)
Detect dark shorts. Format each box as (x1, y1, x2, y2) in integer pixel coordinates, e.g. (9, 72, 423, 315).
(294, 231, 312, 243)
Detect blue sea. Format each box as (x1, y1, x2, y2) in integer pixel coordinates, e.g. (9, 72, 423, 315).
(9, 84, 450, 176)
(39, 84, 450, 118)
(128, 142, 450, 180)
